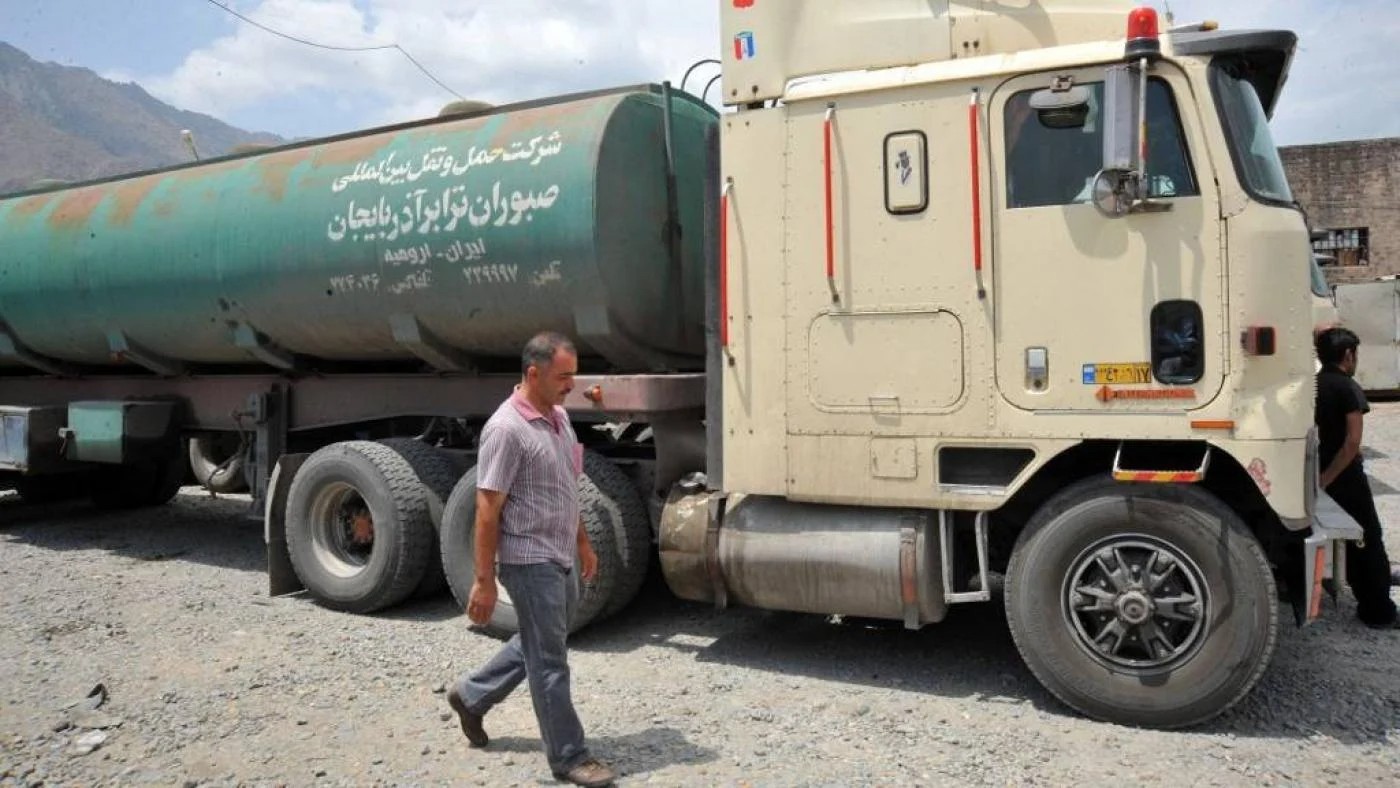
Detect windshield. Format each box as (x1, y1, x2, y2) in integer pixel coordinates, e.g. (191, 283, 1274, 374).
(1211, 61, 1294, 205)
(1309, 255, 1332, 299)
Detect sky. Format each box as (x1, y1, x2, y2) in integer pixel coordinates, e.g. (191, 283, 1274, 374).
(2, 0, 1398, 145)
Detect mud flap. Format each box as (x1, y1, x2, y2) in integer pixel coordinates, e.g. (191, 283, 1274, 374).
(265, 453, 310, 597)
(1301, 491, 1364, 625)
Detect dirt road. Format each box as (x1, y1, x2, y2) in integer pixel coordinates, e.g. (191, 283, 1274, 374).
(3, 408, 1400, 786)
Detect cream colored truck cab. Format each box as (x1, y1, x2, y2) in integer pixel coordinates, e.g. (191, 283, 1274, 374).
(660, 1, 1360, 729)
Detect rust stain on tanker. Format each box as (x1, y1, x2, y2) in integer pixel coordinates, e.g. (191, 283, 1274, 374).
(46, 188, 107, 230)
(312, 133, 394, 166)
(252, 150, 310, 202)
(6, 192, 57, 221)
(110, 177, 163, 225)
(489, 101, 580, 146)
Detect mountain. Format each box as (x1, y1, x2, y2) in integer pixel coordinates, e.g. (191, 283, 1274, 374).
(0, 41, 281, 194)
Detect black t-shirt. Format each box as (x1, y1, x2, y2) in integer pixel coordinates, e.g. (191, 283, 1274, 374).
(1316, 365, 1369, 484)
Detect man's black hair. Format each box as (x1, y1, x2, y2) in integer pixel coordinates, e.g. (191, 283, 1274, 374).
(1316, 326, 1360, 367)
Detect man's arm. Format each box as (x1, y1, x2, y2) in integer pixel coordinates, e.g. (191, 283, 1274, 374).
(576, 518, 598, 582)
(466, 420, 520, 625)
(1321, 411, 1364, 488)
(467, 489, 507, 625)
(474, 489, 507, 580)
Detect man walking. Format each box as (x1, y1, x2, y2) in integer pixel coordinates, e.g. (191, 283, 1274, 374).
(447, 332, 616, 787)
(1315, 327, 1398, 629)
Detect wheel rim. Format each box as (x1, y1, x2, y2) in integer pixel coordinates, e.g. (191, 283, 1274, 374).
(1062, 534, 1210, 671)
(308, 482, 375, 578)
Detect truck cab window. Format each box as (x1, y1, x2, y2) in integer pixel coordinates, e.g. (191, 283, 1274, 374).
(1005, 80, 1198, 209)
(1211, 59, 1293, 206)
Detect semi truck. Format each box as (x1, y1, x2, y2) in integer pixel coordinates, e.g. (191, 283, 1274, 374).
(0, 0, 1362, 728)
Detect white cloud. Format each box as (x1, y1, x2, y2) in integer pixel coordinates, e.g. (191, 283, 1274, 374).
(135, 0, 721, 134)
(145, 1, 374, 114)
(136, 0, 1397, 144)
(1154, 0, 1400, 144)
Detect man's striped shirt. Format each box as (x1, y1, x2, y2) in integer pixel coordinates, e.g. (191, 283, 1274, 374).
(476, 388, 582, 568)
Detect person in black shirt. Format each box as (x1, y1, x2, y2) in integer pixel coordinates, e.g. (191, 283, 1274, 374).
(1315, 327, 1398, 629)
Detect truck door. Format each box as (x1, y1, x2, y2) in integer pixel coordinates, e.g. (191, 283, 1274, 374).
(991, 66, 1224, 412)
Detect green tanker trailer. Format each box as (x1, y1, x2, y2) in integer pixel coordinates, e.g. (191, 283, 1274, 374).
(0, 85, 718, 623)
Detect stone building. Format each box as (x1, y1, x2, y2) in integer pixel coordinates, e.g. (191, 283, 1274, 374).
(1281, 137, 1400, 285)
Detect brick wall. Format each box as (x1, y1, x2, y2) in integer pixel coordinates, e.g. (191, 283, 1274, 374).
(1281, 138, 1400, 284)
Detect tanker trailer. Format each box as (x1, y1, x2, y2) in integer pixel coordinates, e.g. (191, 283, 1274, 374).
(0, 84, 717, 619)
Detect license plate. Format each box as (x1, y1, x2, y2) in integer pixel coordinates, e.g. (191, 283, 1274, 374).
(1083, 363, 1153, 385)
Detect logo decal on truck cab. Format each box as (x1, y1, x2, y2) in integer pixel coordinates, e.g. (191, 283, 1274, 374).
(734, 31, 756, 60)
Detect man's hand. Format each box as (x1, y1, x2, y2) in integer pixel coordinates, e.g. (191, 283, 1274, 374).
(579, 541, 599, 583)
(467, 576, 498, 626)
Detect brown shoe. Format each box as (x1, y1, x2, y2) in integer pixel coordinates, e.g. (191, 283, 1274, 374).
(446, 689, 488, 747)
(554, 758, 615, 787)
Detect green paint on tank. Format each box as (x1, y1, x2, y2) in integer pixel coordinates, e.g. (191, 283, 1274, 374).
(0, 86, 717, 372)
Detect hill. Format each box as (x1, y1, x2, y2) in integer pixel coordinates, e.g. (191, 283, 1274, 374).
(0, 41, 281, 194)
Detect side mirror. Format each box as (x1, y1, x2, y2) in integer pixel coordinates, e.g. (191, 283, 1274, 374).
(1102, 64, 1142, 172)
(1091, 170, 1135, 218)
(1096, 64, 1143, 217)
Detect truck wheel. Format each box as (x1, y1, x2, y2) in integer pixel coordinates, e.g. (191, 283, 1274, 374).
(188, 434, 249, 494)
(440, 466, 619, 636)
(90, 456, 186, 510)
(377, 438, 468, 599)
(1005, 476, 1278, 729)
(582, 451, 652, 620)
(285, 441, 435, 613)
(15, 474, 90, 504)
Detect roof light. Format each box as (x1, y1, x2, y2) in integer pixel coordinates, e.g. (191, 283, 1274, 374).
(1125, 7, 1162, 60)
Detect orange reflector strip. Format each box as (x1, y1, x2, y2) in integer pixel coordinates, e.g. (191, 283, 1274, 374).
(1112, 470, 1205, 484)
(1190, 420, 1236, 430)
(1097, 386, 1196, 402)
(1309, 546, 1327, 621)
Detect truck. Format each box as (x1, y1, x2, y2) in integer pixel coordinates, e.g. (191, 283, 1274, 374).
(0, 0, 1362, 729)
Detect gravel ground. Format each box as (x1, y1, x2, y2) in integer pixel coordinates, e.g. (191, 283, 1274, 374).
(3, 408, 1400, 787)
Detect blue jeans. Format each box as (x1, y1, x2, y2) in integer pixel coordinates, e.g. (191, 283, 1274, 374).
(455, 562, 589, 773)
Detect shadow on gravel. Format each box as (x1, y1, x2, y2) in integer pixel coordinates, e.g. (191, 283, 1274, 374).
(1200, 610, 1400, 745)
(0, 488, 265, 573)
(1367, 474, 1399, 496)
(481, 727, 717, 778)
(377, 594, 468, 624)
(571, 569, 1065, 719)
(574, 570, 1400, 745)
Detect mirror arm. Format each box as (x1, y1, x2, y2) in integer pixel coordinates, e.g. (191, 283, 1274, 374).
(1130, 199, 1175, 214)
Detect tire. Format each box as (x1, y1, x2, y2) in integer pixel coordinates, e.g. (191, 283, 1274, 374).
(14, 473, 90, 504)
(377, 438, 468, 599)
(581, 451, 652, 620)
(90, 456, 186, 510)
(285, 441, 435, 613)
(1004, 476, 1278, 729)
(440, 466, 619, 636)
(188, 434, 249, 494)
